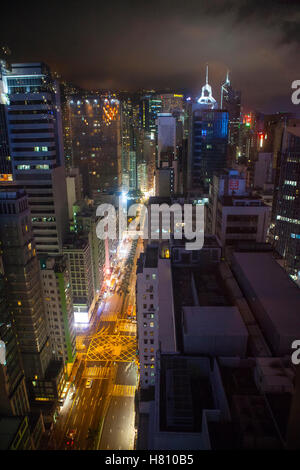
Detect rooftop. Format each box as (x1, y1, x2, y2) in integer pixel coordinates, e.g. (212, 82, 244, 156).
(182, 306, 248, 337)
(232, 252, 300, 337)
(159, 355, 214, 433)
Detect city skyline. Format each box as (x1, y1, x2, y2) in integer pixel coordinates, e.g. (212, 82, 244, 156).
(1, 0, 300, 113)
(1, 0, 300, 454)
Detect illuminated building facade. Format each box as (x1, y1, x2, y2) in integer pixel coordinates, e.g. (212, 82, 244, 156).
(160, 93, 184, 114)
(67, 95, 121, 196)
(187, 68, 228, 194)
(140, 93, 162, 133)
(207, 169, 271, 247)
(274, 125, 300, 284)
(188, 107, 228, 193)
(0, 259, 30, 416)
(0, 189, 53, 385)
(39, 256, 76, 366)
(2, 62, 68, 255)
(63, 235, 96, 326)
(220, 71, 241, 164)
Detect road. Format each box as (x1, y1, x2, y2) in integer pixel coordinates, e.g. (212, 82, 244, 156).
(50, 236, 143, 450)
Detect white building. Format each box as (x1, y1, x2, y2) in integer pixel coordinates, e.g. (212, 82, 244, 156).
(63, 236, 96, 326)
(39, 255, 76, 366)
(137, 162, 148, 194)
(136, 245, 177, 389)
(66, 167, 83, 220)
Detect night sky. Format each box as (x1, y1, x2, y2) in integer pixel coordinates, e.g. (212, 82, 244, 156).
(1, 0, 300, 113)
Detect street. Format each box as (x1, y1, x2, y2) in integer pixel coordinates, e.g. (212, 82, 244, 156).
(51, 237, 143, 450)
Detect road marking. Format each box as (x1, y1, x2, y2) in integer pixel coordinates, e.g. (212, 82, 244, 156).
(112, 384, 136, 397)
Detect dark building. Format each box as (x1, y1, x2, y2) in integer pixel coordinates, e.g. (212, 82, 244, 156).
(0, 189, 52, 380)
(274, 125, 300, 283)
(0, 260, 30, 416)
(220, 72, 241, 165)
(188, 107, 228, 194)
(139, 93, 162, 134)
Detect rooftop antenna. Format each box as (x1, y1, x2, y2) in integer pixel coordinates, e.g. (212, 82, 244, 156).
(197, 63, 217, 109)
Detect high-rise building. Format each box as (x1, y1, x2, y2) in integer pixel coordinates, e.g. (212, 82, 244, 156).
(2, 62, 69, 255)
(0, 189, 52, 381)
(0, 60, 13, 182)
(274, 125, 300, 284)
(136, 244, 176, 389)
(65, 167, 83, 221)
(39, 255, 76, 367)
(220, 71, 241, 164)
(63, 235, 96, 326)
(140, 93, 162, 134)
(159, 93, 184, 114)
(156, 113, 176, 168)
(74, 201, 105, 295)
(207, 169, 271, 247)
(143, 131, 156, 193)
(137, 162, 148, 194)
(0, 258, 30, 416)
(188, 107, 228, 194)
(66, 95, 121, 195)
(187, 67, 228, 194)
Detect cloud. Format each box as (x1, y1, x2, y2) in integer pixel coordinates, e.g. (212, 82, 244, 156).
(2, 0, 300, 112)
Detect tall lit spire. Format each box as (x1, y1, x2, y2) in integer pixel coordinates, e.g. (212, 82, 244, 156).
(226, 69, 230, 85)
(197, 64, 217, 109)
(221, 69, 231, 109)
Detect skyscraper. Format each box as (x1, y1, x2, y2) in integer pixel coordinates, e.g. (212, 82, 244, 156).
(39, 255, 76, 368)
(274, 125, 300, 284)
(0, 60, 12, 182)
(220, 71, 241, 164)
(66, 94, 121, 196)
(187, 67, 228, 194)
(0, 257, 30, 416)
(0, 189, 52, 380)
(2, 62, 69, 255)
(140, 93, 162, 134)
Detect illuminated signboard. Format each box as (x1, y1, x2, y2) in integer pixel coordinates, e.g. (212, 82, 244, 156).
(243, 114, 252, 127)
(0, 174, 13, 182)
(229, 179, 240, 191)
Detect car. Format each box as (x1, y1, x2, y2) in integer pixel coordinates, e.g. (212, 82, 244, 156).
(85, 379, 93, 388)
(66, 428, 77, 439)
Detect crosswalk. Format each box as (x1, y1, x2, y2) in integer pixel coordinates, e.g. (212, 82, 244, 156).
(101, 312, 118, 322)
(112, 384, 136, 397)
(84, 366, 111, 379)
(118, 322, 136, 333)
